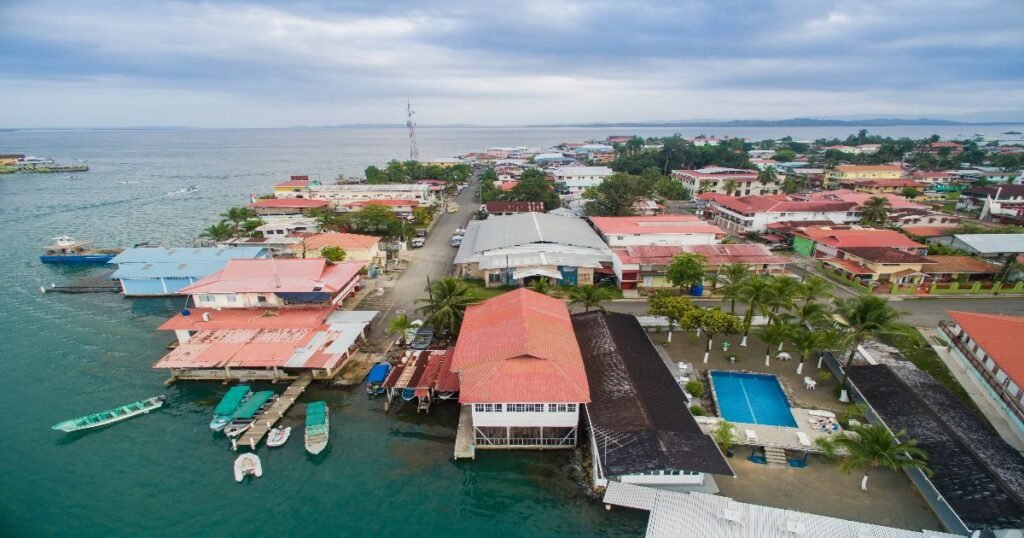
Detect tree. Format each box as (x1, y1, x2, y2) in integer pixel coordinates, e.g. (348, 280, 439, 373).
(320, 246, 346, 262)
(757, 166, 778, 186)
(832, 424, 930, 491)
(696, 308, 741, 363)
(528, 277, 557, 296)
(712, 420, 737, 455)
(648, 292, 699, 342)
(654, 176, 687, 200)
(387, 314, 416, 345)
(834, 296, 904, 387)
(344, 204, 404, 237)
(796, 275, 832, 309)
(753, 318, 793, 366)
(507, 170, 560, 210)
(767, 276, 801, 314)
(714, 263, 751, 314)
(666, 253, 707, 292)
(787, 327, 838, 375)
(241, 218, 265, 237)
(221, 206, 259, 237)
(860, 196, 892, 226)
(723, 180, 739, 196)
(567, 285, 612, 313)
(416, 277, 476, 335)
(900, 187, 921, 199)
(737, 275, 775, 346)
(200, 221, 234, 242)
(412, 206, 434, 226)
(772, 149, 796, 162)
(582, 172, 654, 216)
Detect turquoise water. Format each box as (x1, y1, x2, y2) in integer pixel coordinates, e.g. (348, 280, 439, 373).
(711, 371, 798, 427)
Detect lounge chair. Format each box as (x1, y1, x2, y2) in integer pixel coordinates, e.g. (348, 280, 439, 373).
(745, 429, 757, 443)
(808, 410, 836, 419)
(796, 431, 811, 447)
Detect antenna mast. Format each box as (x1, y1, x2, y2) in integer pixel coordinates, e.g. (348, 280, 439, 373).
(406, 100, 419, 161)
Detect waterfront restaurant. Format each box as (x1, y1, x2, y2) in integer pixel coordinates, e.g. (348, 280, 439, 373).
(450, 289, 591, 451)
(573, 311, 733, 489)
(179, 258, 364, 308)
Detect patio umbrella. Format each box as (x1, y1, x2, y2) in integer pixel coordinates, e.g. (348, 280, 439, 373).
(776, 352, 792, 360)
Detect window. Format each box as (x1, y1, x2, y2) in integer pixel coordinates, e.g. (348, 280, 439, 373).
(548, 403, 570, 412)
(488, 273, 502, 284)
(475, 403, 502, 413)
(224, 293, 237, 303)
(568, 404, 577, 412)
(256, 295, 268, 303)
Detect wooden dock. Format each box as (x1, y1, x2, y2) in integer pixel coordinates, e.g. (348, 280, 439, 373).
(453, 404, 475, 460)
(233, 373, 312, 451)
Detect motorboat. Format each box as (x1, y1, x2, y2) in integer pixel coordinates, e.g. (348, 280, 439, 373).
(267, 426, 291, 447)
(52, 395, 166, 432)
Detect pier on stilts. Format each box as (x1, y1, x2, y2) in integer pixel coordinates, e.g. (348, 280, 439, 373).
(233, 373, 312, 451)
(453, 404, 475, 460)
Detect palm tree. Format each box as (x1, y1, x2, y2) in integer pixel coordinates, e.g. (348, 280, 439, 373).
(724, 180, 739, 196)
(860, 196, 892, 226)
(796, 275, 832, 308)
(767, 276, 801, 314)
(387, 314, 416, 345)
(200, 221, 234, 242)
(834, 295, 904, 387)
(833, 424, 930, 491)
(753, 318, 793, 367)
(787, 327, 839, 375)
(221, 206, 258, 236)
(528, 278, 557, 296)
(757, 166, 777, 186)
(737, 275, 775, 346)
(415, 277, 476, 336)
(715, 263, 750, 314)
(567, 285, 612, 313)
(792, 301, 830, 328)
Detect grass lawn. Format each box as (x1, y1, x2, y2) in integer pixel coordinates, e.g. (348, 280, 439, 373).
(459, 279, 624, 302)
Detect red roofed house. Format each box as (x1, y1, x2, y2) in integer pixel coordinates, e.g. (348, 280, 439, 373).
(822, 247, 932, 287)
(343, 199, 419, 218)
(181, 258, 364, 309)
(590, 215, 725, 247)
(941, 311, 1024, 444)
(671, 167, 778, 198)
(708, 195, 860, 233)
(248, 198, 330, 216)
(450, 289, 591, 451)
(611, 244, 788, 290)
(790, 225, 927, 259)
(291, 232, 384, 266)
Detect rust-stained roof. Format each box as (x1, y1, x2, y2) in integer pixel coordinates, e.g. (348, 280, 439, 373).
(180, 259, 363, 294)
(159, 307, 331, 331)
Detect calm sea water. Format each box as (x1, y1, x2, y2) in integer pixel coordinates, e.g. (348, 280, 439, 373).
(1, 124, 1019, 537)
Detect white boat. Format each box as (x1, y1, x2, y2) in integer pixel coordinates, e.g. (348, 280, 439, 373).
(233, 453, 263, 482)
(267, 426, 291, 447)
(223, 420, 254, 438)
(304, 401, 329, 455)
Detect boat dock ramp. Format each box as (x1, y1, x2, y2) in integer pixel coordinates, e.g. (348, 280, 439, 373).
(41, 273, 120, 294)
(382, 349, 459, 413)
(454, 405, 475, 460)
(232, 373, 312, 451)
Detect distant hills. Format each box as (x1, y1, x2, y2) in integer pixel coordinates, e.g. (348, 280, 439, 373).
(528, 118, 1019, 128)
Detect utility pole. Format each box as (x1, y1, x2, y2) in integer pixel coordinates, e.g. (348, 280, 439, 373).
(407, 101, 419, 162)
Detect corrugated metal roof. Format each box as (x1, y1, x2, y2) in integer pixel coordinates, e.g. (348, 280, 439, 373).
(604, 483, 961, 538)
(111, 262, 228, 280)
(111, 246, 268, 264)
(955, 234, 1024, 254)
(471, 213, 610, 253)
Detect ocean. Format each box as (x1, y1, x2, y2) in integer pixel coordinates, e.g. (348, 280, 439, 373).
(1, 124, 1019, 537)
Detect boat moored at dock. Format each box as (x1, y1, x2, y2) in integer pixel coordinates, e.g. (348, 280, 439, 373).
(267, 427, 291, 447)
(52, 395, 166, 432)
(210, 385, 252, 431)
(40, 236, 122, 264)
(304, 401, 329, 455)
(366, 363, 391, 397)
(222, 391, 277, 438)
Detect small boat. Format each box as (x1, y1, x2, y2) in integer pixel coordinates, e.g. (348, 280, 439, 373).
(210, 385, 252, 431)
(267, 426, 291, 447)
(52, 395, 166, 432)
(233, 453, 263, 482)
(400, 388, 416, 401)
(304, 401, 329, 455)
(40, 236, 121, 264)
(366, 363, 391, 397)
(222, 391, 277, 437)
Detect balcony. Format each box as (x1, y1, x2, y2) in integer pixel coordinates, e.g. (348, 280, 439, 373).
(940, 323, 1024, 426)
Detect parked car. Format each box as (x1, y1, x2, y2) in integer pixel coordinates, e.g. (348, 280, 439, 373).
(415, 229, 427, 238)
(410, 327, 434, 350)
(411, 238, 425, 248)
(453, 228, 466, 235)
(450, 235, 463, 247)
(447, 203, 459, 213)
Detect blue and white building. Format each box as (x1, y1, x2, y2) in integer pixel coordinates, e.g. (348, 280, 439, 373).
(110, 246, 270, 297)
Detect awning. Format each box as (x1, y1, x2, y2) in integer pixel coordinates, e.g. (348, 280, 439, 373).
(823, 258, 871, 275)
(511, 267, 563, 280)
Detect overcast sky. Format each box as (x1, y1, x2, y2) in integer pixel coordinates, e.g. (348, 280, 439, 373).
(2, 0, 1023, 128)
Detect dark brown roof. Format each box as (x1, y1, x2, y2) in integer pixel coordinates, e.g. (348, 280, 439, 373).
(963, 185, 1024, 200)
(572, 311, 733, 477)
(840, 247, 931, 264)
(483, 201, 545, 213)
(849, 361, 1024, 530)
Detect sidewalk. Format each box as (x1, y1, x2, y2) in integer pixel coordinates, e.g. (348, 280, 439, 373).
(922, 328, 1024, 452)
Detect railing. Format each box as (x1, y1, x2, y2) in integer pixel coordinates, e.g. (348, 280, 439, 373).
(939, 324, 1024, 427)
(474, 436, 576, 447)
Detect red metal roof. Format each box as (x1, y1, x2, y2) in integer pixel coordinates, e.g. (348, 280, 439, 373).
(922, 256, 999, 275)
(823, 258, 872, 275)
(714, 195, 857, 214)
(154, 326, 355, 370)
(840, 247, 931, 264)
(249, 199, 328, 208)
(158, 307, 331, 331)
(947, 311, 1024, 389)
(180, 259, 363, 294)
(801, 190, 926, 210)
(590, 215, 725, 236)
(275, 179, 311, 188)
(614, 243, 788, 266)
(450, 289, 590, 404)
(793, 226, 925, 249)
(901, 225, 958, 238)
(299, 232, 381, 250)
(345, 199, 419, 208)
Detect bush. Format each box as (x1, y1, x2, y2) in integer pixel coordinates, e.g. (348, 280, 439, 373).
(689, 405, 706, 416)
(685, 380, 705, 398)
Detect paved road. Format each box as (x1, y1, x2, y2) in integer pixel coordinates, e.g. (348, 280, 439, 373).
(597, 295, 1024, 328)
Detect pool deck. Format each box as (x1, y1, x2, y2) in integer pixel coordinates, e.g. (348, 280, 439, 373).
(694, 409, 840, 453)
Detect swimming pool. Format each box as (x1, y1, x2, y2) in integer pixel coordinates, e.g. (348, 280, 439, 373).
(710, 371, 797, 427)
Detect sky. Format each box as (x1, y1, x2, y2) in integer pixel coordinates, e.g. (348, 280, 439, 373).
(1, 0, 1023, 128)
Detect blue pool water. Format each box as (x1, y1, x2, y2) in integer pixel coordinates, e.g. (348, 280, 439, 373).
(711, 372, 798, 427)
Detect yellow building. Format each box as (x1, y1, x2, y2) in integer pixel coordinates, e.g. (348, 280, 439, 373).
(841, 179, 928, 195)
(273, 176, 313, 198)
(824, 246, 930, 285)
(823, 165, 903, 188)
(425, 158, 462, 168)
